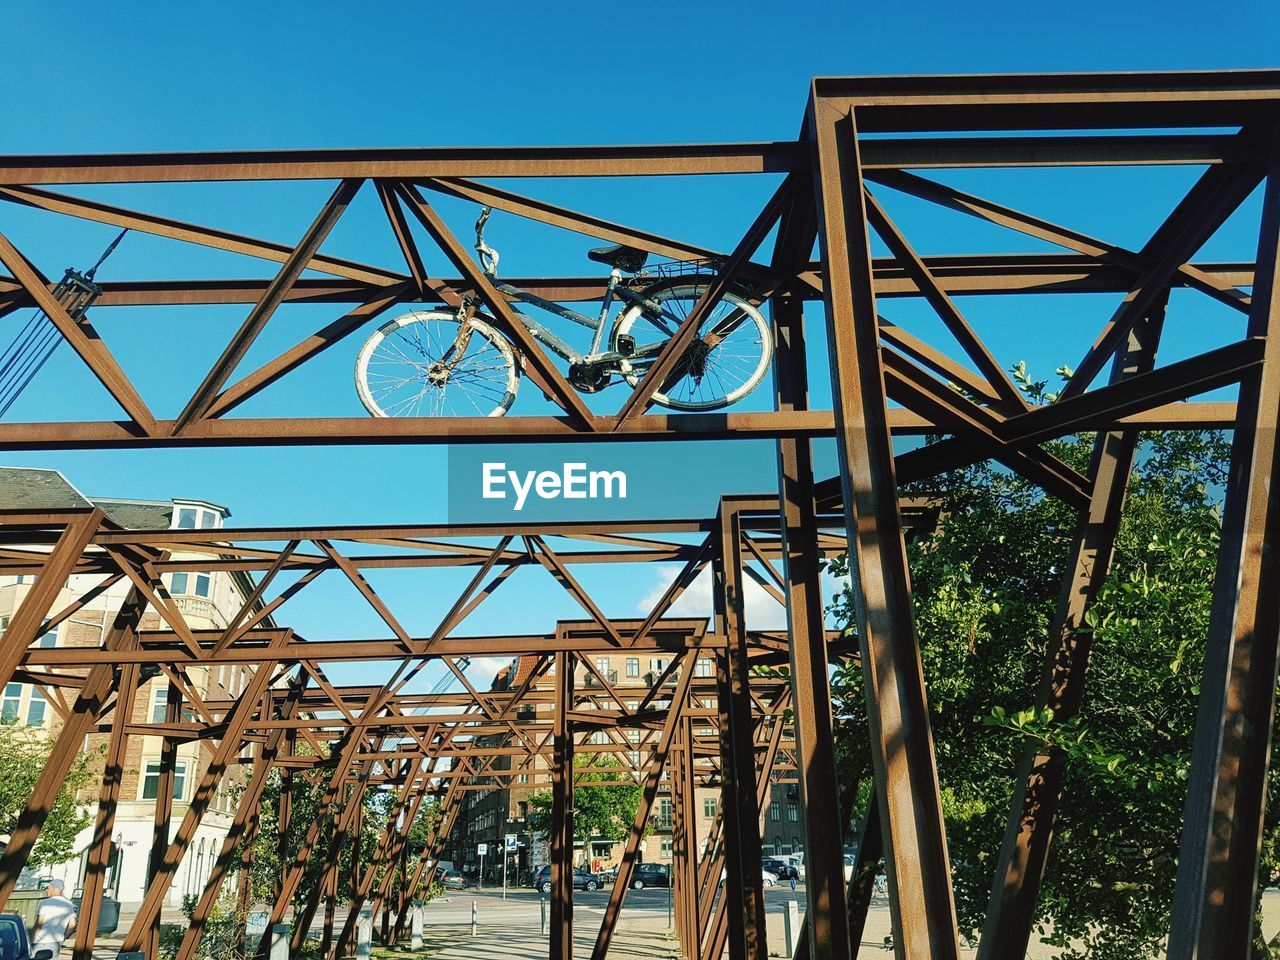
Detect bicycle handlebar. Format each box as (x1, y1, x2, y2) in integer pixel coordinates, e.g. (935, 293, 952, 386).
(475, 206, 500, 277)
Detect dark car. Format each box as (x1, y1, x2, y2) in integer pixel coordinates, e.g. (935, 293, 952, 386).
(0, 914, 55, 960)
(762, 857, 798, 881)
(629, 863, 671, 889)
(530, 865, 602, 893)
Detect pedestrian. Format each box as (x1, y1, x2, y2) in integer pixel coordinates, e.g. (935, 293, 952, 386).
(789, 874, 797, 893)
(31, 880, 76, 960)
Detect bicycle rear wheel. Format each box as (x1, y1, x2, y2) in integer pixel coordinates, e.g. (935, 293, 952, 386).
(355, 310, 519, 417)
(610, 282, 772, 410)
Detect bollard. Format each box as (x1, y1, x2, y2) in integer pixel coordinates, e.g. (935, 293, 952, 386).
(356, 905, 373, 960)
(783, 900, 801, 956)
(471, 899, 477, 937)
(270, 922, 290, 960)
(540, 895, 548, 935)
(411, 899, 424, 951)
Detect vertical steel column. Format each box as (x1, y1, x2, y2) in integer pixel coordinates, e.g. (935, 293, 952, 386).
(809, 94, 960, 960)
(713, 506, 768, 960)
(276, 729, 295, 907)
(1168, 129, 1280, 960)
(147, 682, 183, 960)
(551, 651, 575, 960)
(979, 302, 1166, 959)
(671, 728, 687, 953)
(674, 716, 700, 957)
(772, 195, 853, 960)
(71, 663, 140, 960)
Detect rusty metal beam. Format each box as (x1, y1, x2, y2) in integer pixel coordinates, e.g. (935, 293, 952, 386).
(810, 96, 960, 959)
(1167, 127, 1280, 960)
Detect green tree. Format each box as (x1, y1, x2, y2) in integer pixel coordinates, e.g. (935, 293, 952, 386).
(0, 722, 97, 867)
(526, 755, 643, 850)
(827, 386, 1279, 956)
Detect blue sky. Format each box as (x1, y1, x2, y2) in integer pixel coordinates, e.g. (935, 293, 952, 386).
(3, 0, 1277, 687)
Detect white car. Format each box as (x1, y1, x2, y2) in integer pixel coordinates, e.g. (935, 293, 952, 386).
(842, 854, 856, 882)
(719, 868, 779, 887)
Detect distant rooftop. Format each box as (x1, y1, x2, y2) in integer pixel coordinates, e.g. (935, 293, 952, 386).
(0, 466, 228, 530)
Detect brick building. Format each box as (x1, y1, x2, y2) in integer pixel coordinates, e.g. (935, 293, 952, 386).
(0, 466, 268, 909)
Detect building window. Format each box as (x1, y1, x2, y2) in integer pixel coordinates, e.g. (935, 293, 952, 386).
(694, 658, 714, 677)
(37, 630, 57, 647)
(770, 804, 781, 822)
(151, 685, 169, 723)
(660, 838, 673, 859)
(703, 798, 717, 819)
(2, 683, 21, 721)
(657, 798, 672, 829)
(175, 506, 220, 530)
(649, 658, 667, 674)
(625, 658, 640, 678)
(787, 803, 798, 822)
(141, 760, 189, 801)
(594, 657, 609, 674)
(169, 572, 211, 598)
(26, 689, 46, 726)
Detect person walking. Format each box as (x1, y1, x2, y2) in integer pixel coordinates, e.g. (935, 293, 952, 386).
(31, 880, 77, 959)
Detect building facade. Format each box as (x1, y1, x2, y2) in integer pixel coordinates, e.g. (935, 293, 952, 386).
(0, 467, 266, 910)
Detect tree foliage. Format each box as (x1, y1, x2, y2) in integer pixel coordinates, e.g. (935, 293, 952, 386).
(526, 755, 643, 847)
(827, 395, 1278, 957)
(0, 721, 97, 867)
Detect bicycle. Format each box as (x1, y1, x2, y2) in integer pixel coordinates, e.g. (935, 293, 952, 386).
(354, 207, 773, 417)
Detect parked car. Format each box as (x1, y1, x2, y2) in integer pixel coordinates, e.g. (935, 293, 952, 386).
(719, 868, 779, 887)
(842, 854, 856, 882)
(439, 869, 468, 890)
(529, 865, 602, 893)
(761, 857, 798, 882)
(780, 854, 805, 881)
(0, 914, 54, 960)
(629, 863, 671, 889)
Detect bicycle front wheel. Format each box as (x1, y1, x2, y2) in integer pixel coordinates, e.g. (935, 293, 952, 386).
(611, 282, 772, 410)
(355, 310, 519, 417)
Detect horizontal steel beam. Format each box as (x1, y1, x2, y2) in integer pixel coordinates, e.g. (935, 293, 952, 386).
(0, 401, 1236, 450)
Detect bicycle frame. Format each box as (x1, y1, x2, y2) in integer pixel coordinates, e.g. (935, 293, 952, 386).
(491, 275, 661, 366)
(474, 207, 673, 368)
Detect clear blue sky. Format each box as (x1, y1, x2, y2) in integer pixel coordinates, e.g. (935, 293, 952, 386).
(2, 0, 1276, 687)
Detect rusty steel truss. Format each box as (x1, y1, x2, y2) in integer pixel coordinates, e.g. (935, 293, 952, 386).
(0, 69, 1277, 960)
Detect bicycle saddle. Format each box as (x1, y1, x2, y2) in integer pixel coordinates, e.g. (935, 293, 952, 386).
(587, 244, 648, 273)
